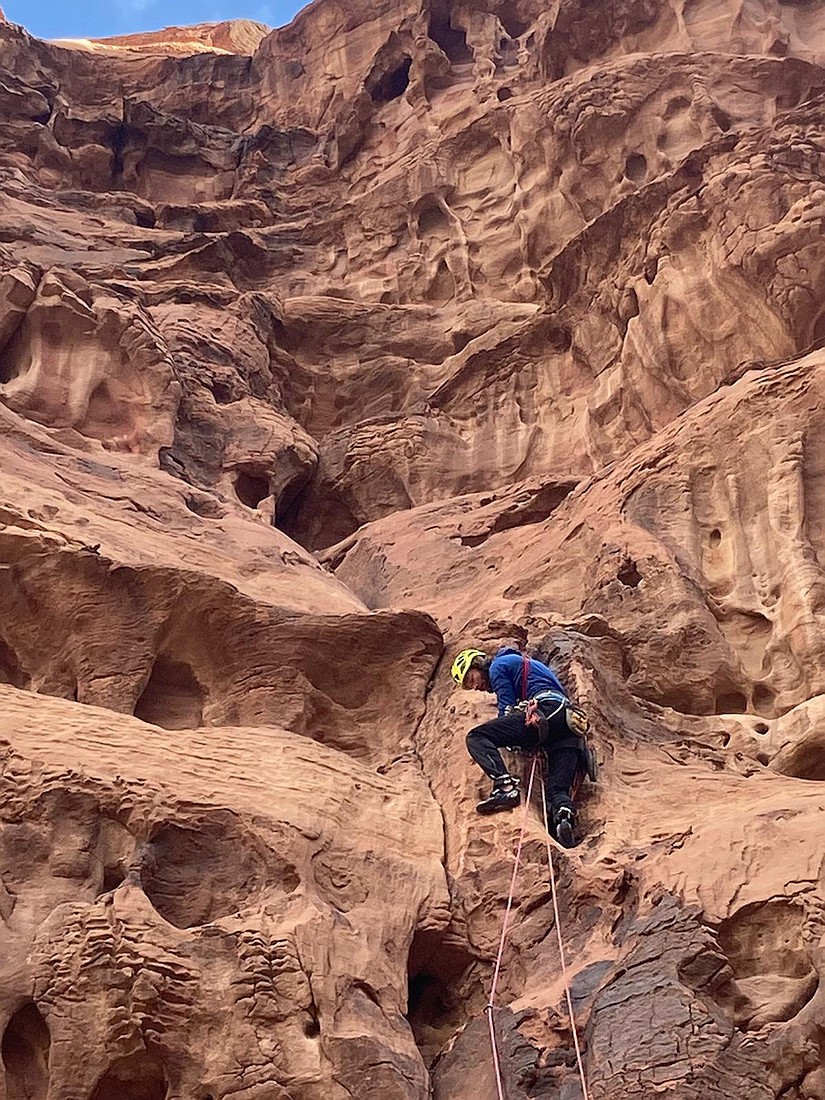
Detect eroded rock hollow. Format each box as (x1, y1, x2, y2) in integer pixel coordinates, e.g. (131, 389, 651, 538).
(2, 0, 825, 1096)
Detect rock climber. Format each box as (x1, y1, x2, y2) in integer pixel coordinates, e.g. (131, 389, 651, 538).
(451, 645, 586, 848)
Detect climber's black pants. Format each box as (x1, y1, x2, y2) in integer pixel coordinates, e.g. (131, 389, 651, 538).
(466, 709, 580, 817)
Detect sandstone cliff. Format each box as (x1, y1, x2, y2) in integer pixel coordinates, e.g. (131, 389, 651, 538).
(1, 0, 825, 1097)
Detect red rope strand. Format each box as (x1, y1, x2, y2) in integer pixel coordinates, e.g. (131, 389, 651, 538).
(483, 752, 590, 1100)
(485, 754, 538, 1100)
(539, 764, 590, 1100)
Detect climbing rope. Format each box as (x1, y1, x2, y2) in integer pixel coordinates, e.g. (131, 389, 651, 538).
(485, 752, 538, 1100)
(539, 761, 590, 1100)
(484, 752, 590, 1100)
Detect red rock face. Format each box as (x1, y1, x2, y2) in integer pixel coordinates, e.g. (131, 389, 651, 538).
(2, 2, 825, 1098)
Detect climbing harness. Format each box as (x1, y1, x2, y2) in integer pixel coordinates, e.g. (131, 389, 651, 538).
(484, 754, 591, 1100)
(520, 654, 566, 736)
(519, 655, 597, 789)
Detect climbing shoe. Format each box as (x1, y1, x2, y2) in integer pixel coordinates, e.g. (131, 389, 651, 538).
(554, 807, 576, 848)
(476, 775, 520, 815)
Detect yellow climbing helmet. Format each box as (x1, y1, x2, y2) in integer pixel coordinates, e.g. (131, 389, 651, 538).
(451, 648, 487, 685)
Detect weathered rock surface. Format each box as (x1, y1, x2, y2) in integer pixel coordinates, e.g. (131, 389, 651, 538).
(2, 0, 825, 1097)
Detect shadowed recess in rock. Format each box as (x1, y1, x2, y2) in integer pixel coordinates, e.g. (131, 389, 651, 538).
(0, 353, 19, 386)
(0, 637, 28, 689)
(134, 656, 205, 730)
(428, 12, 473, 64)
(772, 728, 825, 780)
(89, 1051, 167, 1100)
(96, 816, 137, 895)
(233, 470, 271, 509)
(406, 929, 478, 1067)
(369, 57, 412, 103)
(711, 899, 819, 1030)
(2, 1002, 50, 1100)
(141, 818, 292, 929)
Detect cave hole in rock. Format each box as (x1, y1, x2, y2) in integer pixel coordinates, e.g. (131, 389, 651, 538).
(715, 690, 748, 714)
(753, 683, 775, 717)
(184, 494, 224, 519)
(0, 637, 29, 689)
(428, 13, 473, 63)
(644, 684, 703, 714)
(457, 532, 487, 548)
(773, 735, 825, 780)
(545, 319, 573, 352)
(406, 930, 477, 1067)
(499, 9, 528, 38)
(303, 1016, 320, 1039)
(96, 816, 136, 896)
(134, 656, 204, 730)
(352, 980, 381, 1008)
(0, 352, 22, 387)
(209, 379, 236, 404)
(234, 470, 271, 509)
(101, 864, 127, 892)
(273, 471, 315, 536)
(110, 123, 128, 183)
(369, 57, 412, 103)
(621, 650, 633, 679)
(428, 259, 455, 305)
(710, 899, 818, 1029)
(141, 818, 282, 929)
(754, 722, 769, 735)
(809, 310, 825, 352)
(709, 527, 722, 547)
(497, 86, 513, 101)
(664, 94, 691, 119)
(497, 36, 519, 67)
(616, 558, 642, 587)
(280, 495, 362, 552)
(90, 1051, 167, 1100)
(134, 208, 155, 229)
(624, 153, 648, 183)
(485, 482, 576, 537)
(757, 751, 771, 765)
(83, 380, 124, 440)
(711, 106, 732, 132)
(417, 199, 450, 235)
(2, 1002, 50, 1100)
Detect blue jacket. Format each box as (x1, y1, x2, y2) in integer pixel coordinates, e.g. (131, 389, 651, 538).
(489, 647, 568, 717)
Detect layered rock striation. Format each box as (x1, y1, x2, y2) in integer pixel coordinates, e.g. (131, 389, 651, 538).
(2, 0, 825, 1097)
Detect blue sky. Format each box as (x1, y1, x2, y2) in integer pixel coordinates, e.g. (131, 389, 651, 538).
(5, 0, 304, 39)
